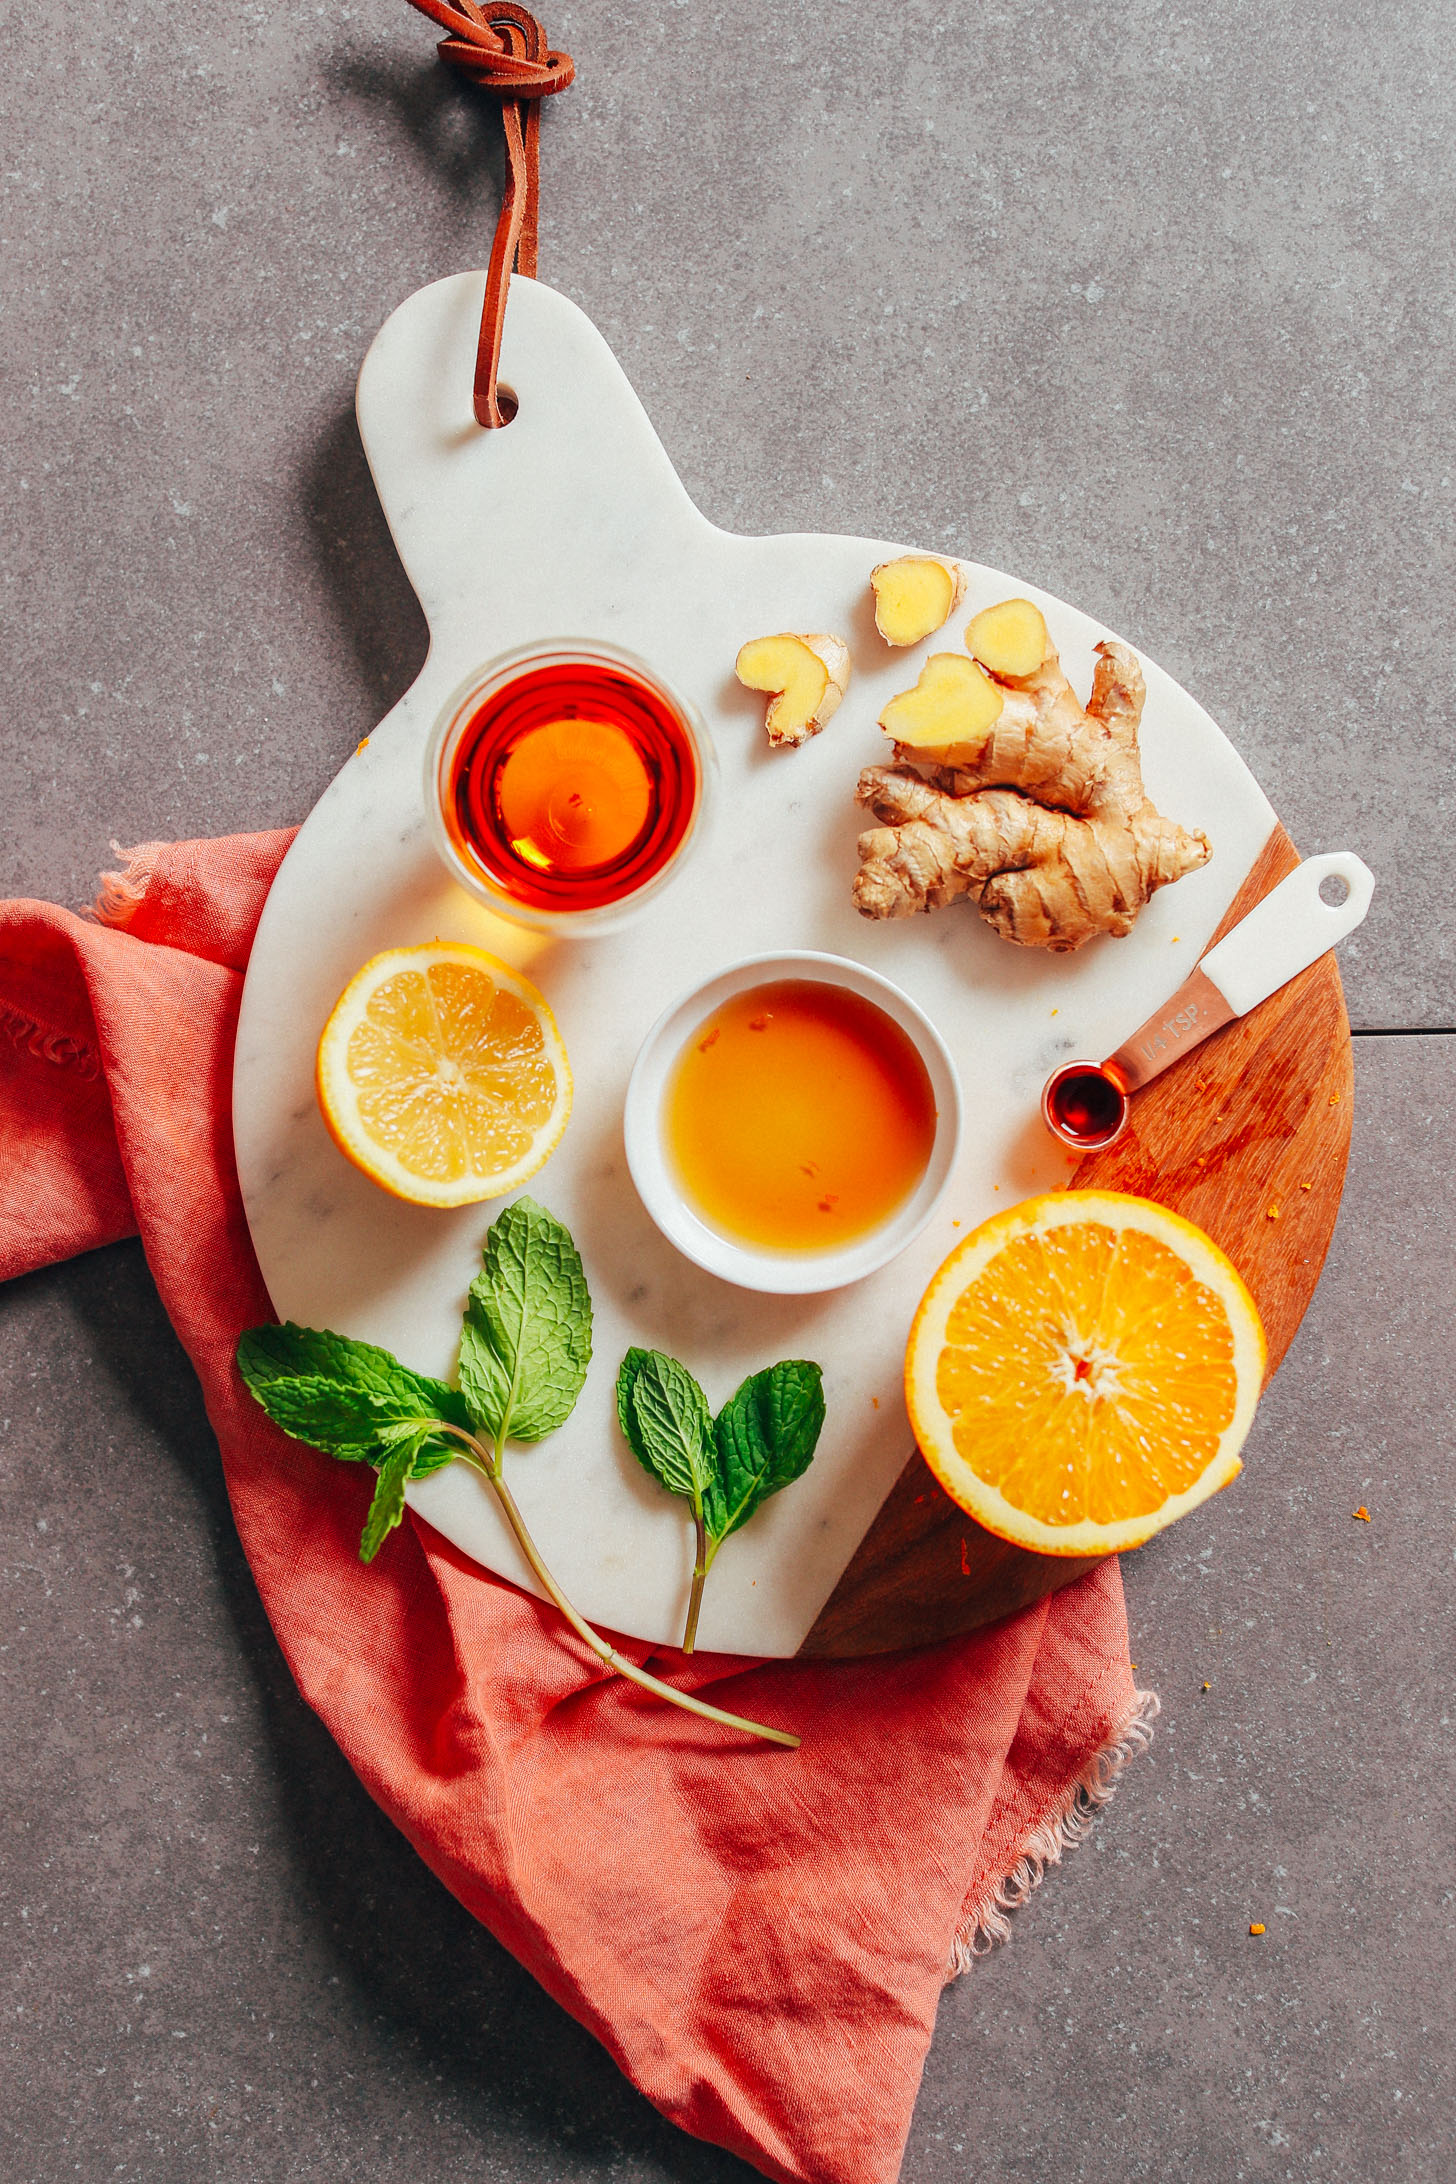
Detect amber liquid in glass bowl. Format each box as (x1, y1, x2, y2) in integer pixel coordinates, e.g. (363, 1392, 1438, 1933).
(441, 654, 702, 920)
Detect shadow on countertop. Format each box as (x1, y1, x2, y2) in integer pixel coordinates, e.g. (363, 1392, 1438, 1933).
(298, 407, 430, 731)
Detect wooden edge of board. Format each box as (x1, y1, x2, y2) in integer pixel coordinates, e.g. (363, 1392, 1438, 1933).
(799, 824, 1354, 1660)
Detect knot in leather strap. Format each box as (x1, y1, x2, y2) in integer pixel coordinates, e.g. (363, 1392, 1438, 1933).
(418, 0, 574, 99)
(405, 1, 575, 427)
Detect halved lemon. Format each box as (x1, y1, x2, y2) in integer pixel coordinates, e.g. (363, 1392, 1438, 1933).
(906, 1191, 1265, 1556)
(316, 943, 571, 1207)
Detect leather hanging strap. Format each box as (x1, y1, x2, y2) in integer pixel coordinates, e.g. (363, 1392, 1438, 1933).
(405, 0, 575, 427)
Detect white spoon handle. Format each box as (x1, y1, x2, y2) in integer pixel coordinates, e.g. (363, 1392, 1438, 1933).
(1198, 851, 1375, 1017)
(1103, 851, 1375, 1094)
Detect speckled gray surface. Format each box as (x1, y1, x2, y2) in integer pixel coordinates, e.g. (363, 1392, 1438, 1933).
(2, 2, 1454, 2179)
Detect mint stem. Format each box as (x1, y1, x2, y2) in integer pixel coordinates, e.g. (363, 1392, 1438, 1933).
(682, 1512, 709, 1655)
(431, 1425, 798, 1750)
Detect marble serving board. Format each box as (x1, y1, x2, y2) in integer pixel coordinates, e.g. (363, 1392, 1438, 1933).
(233, 273, 1277, 1658)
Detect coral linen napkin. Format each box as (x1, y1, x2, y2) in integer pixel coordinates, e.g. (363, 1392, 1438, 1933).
(0, 832, 1153, 2184)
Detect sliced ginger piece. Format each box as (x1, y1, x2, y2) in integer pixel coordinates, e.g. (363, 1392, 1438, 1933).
(965, 597, 1049, 678)
(877, 652, 1004, 765)
(870, 555, 967, 647)
(735, 632, 851, 748)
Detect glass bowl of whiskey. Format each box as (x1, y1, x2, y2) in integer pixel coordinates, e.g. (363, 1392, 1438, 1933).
(425, 640, 715, 935)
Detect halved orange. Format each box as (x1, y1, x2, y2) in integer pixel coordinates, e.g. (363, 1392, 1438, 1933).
(316, 943, 571, 1207)
(906, 1191, 1265, 1556)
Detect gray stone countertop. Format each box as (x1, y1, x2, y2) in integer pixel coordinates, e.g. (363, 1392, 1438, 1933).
(2, 4, 1452, 2179)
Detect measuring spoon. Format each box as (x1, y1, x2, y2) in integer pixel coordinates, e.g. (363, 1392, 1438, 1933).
(1040, 850, 1376, 1153)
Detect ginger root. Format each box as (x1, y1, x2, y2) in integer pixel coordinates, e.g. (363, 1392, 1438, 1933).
(877, 653, 1004, 764)
(735, 632, 850, 747)
(854, 630, 1210, 951)
(870, 556, 966, 646)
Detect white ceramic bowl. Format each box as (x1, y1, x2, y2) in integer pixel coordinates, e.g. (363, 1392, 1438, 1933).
(624, 951, 963, 1295)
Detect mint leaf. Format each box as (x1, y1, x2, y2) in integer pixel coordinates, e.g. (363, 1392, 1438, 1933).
(375, 1417, 443, 1468)
(711, 1360, 825, 1544)
(244, 1376, 400, 1456)
(239, 1323, 466, 1419)
(359, 1437, 421, 1562)
(618, 1350, 716, 1521)
(459, 1197, 592, 1445)
(237, 1323, 471, 1457)
(236, 1319, 498, 1563)
(614, 1347, 654, 1468)
(404, 1438, 457, 1479)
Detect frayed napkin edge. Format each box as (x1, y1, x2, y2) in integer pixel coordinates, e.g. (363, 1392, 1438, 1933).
(91, 840, 165, 930)
(949, 1687, 1160, 1973)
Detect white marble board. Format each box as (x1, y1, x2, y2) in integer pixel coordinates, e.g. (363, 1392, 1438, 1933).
(233, 274, 1277, 1657)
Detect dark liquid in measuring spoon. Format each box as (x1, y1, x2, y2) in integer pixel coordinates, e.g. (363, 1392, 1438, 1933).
(446, 659, 700, 914)
(1046, 1066, 1127, 1147)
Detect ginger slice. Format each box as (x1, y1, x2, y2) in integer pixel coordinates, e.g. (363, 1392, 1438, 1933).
(735, 632, 850, 748)
(854, 637, 1210, 951)
(870, 556, 967, 647)
(878, 653, 1004, 765)
(965, 597, 1049, 678)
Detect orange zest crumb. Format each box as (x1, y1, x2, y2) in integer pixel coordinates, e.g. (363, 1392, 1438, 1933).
(1300, 1181, 1312, 1191)
(1266, 1203, 1281, 1220)
(355, 736, 371, 756)
(1353, 1506, 1371, 1522)
(1249, 1923, 1265, 1936)
(1329, 1092, 1341, 1104)
(1201, 1681, 1211, 1692)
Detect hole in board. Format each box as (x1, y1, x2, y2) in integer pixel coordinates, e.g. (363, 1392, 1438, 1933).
(493, 384, 519, 425)
(1318, 872, 1350, 907)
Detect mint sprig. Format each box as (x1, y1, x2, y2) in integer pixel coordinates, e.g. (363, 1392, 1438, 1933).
(616, 1349, 826, 1651)
(236, 1199, 798, 1749)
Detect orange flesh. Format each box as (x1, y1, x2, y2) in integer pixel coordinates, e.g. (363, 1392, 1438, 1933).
(934, 1222, 1239, 1526)
(666, 979, 937, 1253)
(495, 717, 654, 875)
